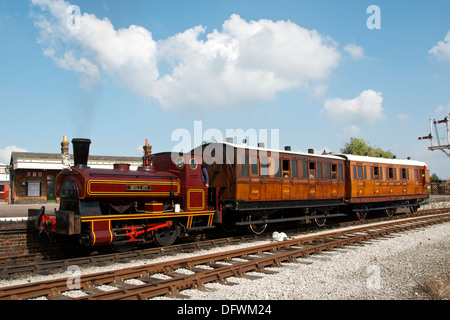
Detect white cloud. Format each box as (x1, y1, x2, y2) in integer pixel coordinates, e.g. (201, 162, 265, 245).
(343, 44, 365, 60)
(429, 31, 450, 62)
(322, 90, 385, 123)
(434, 102, 450, 115)
(0, 146, 27, 164)
(397, 114, 409, 121)
(342, 125, 361, 136)
(31, 0, 341, 111)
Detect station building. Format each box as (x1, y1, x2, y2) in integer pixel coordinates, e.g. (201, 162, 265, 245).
(8, 152, 141, 204)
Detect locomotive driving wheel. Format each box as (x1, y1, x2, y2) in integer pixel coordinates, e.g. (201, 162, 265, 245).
(152, 223, 179, 247)
(111, 241, 136, 253)
(110, 223, 137, 252)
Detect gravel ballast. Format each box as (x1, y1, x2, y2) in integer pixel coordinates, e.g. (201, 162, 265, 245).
(152, 221, 449, 300)
(0, 202, 448, 300)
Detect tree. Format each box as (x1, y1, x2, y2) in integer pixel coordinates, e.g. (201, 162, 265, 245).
(341, 137, 394, 158)
(430, 173, 440, 181)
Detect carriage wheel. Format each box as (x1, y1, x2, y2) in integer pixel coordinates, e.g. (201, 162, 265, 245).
(314, 217, 327, 227)
(312, 210, 327, 227)
(355, 210, 367, 221)
(152, 224, 179, 247)
(385, 208, 395, 218)
(247, 215, 267, 235)
(409, 205, 419, 215)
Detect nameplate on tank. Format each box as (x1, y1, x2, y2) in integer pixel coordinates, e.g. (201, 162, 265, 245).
(126, 185, 152, 191)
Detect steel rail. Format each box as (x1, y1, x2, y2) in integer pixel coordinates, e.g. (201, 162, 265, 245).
(78, 213, 450, 300)
(1, 207, 448, 278)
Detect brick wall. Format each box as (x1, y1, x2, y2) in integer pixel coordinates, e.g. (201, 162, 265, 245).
(0, 220, 57, 257)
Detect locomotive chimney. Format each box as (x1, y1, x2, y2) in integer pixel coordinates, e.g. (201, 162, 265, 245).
(308, 149, 314, 154)
(72, 138, 91, 168)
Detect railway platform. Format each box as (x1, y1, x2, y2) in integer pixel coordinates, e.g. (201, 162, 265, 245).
(0, 202, 59, 218)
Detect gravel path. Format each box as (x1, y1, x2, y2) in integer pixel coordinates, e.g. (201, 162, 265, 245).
(152, 220, 449, 300)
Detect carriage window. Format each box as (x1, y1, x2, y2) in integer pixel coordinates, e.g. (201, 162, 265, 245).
(317, 162, 322, 180)
(357, 166, 363, 180)
(331, 164, 337, 179)
(260, 157, 269, 177)
(364, 166, 367, 180)
(338, 165, 343, 180)
(326, 164, 331, 179)
(388, 168, 394, 180)
(241, 156, 249, 176)
(353, 165, 357, 179)
(309, 162, 316, 179)
(275, 159, 281, 177)
(374, 166, 380, 180)
(292, 160, 298, 178)
(282, 159, 290, 177)
(250, 157, 258, 175)
(303, 161, 308, 179)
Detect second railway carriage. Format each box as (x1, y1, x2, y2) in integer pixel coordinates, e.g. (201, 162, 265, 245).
(338, 154, 430, 219)
(197, 141, 348, 233)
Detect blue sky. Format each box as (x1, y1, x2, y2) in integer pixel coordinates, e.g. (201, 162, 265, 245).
(1, 0, 449, 178)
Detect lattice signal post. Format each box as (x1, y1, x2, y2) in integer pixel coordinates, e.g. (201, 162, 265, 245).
(418, 113, 450, 158)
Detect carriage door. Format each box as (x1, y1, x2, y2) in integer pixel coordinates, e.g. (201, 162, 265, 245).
(248, 154, 261, 201)
(308, 161, 316, 198)
(281, 159, 291, 200)
(329, 163, 338, 197)
(357, 164, 364, 197)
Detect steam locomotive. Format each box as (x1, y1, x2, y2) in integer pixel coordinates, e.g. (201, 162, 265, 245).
(30, 138, 430, 251)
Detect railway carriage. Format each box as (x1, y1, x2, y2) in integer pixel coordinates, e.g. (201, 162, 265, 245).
(339, 154, 430, 219)
(198, 141, 348, 232)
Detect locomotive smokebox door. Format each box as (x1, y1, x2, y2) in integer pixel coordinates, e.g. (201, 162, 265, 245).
(56, 210, 81, 235)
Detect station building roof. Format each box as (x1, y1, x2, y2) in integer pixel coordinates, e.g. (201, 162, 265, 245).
(10, 152, 142, 171)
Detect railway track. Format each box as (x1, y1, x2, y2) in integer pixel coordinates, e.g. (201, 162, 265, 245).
(1, 212, 449, 300)
(1, 207, 449, 279)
